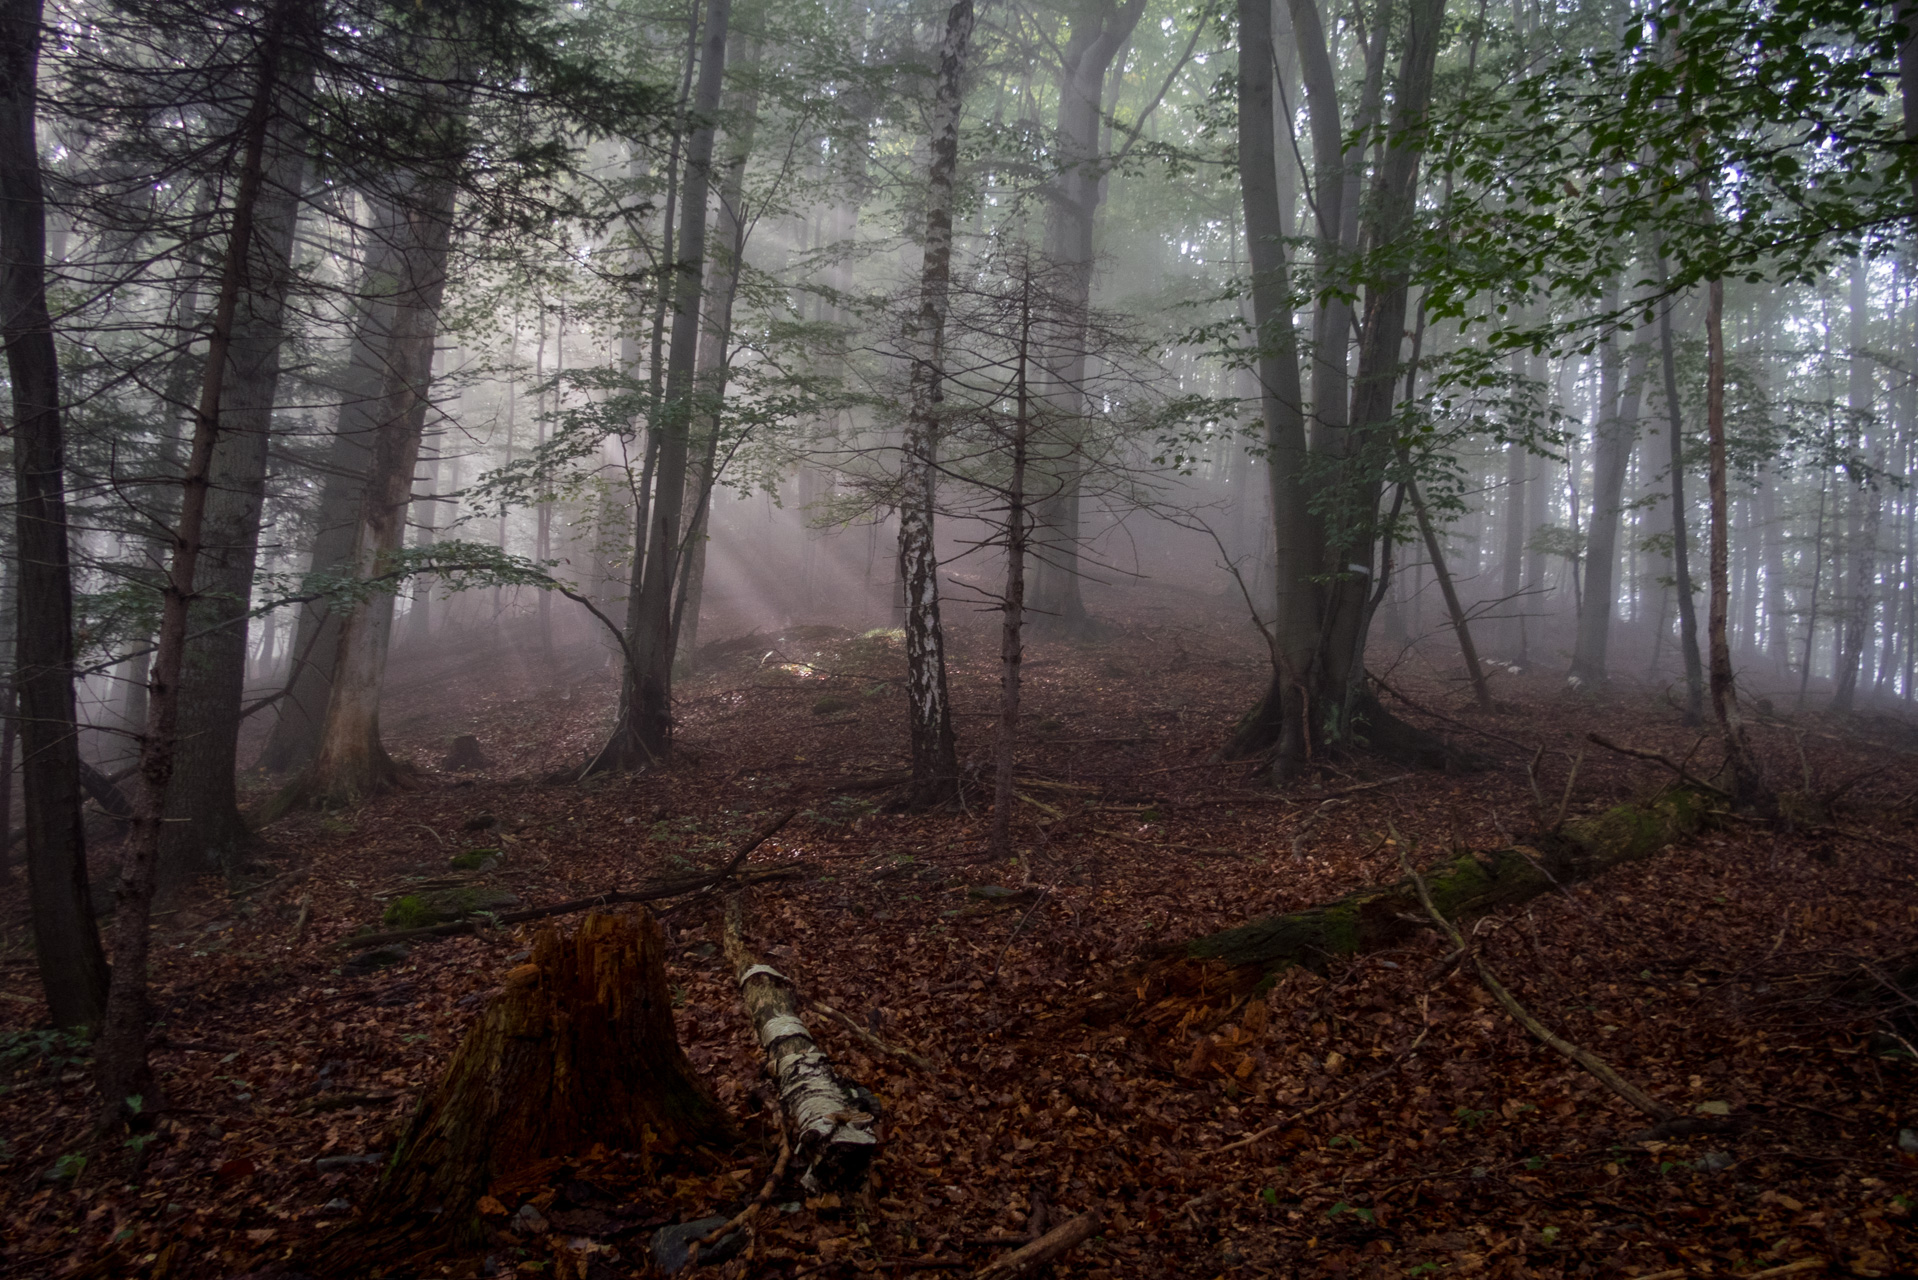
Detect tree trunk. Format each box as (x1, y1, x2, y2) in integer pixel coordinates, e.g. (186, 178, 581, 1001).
(1405, 475, 1491, 711)
(1830, 258, 1877, 714)
(1703, 276, 1765, 807)
(895, 0, 973, 808)
(0, 0, 111, 1028)
(257, 196, 401, 772)
(1569, 313, 1648, 686)
(1230, 0, 1452, 775)
(671, 36, 762, 669)
(330, 912, 730, 1261)
(1024, 0, 1144, 639)
(97, 10, 293, 1122)
(597, 0, 730, 771)
(161, 76, 309, 883)
(1654, 260, 1704, 724)
(991, 276, 1034, 861)
(292, 170, 456, 809)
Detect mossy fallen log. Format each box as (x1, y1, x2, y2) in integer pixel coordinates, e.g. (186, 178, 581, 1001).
(1187, 791, 1708, 975)
(1078, 792, 1710, 1027)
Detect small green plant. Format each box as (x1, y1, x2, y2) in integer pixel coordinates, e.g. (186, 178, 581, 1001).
(0, 1027, 92, 1076)
(1453, 1106, 1491, 1129)
(1408, 1265, 1441, 1277)
(49, 1152, 86, 1181)
(1540, 1225, 1561, 1245)
(1259, 1187, 1278, 1206)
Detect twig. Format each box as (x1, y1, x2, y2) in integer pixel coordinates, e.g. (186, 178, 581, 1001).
(811, 998, 936, 1073)
(1552, 748, 1584, 832)
(1215, 1020, 1432, 1154)
(288, 893, 311, 944)
(1396, 833, 1675, 1124)
(687, 1113, 793, 1267)
(1585, 733, 1728, 798)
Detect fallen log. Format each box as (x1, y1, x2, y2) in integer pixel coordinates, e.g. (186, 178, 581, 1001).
(316, 912, 731, 1269)
(1081, 791, 1710, 1023)
(335, 808, 798, 949)
(723, 895, 877, 1193)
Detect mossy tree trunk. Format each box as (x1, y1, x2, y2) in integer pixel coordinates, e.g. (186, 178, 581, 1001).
(338, 912, 730, 1260)
(1086, 792, 1710, 1024)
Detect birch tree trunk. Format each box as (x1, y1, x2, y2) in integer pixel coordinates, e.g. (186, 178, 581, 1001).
(896, 0, 974, 807)
(0, 0, 110, 1028)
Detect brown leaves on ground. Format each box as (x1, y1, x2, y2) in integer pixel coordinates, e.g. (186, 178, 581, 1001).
(1, 597, 1915, 1279)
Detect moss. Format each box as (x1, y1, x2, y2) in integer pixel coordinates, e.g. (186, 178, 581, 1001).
(382, 895, 436, 930)
(812, 695, 854, 716)
(381, 887, 519, 929)
(448, 848, 501, 871)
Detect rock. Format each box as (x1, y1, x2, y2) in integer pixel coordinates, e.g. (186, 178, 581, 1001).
(967, 885, 1021, 900)
(651, 1217, 742, 1274)
(1693, 1150, 1735, 1173)
(342, 945, 411, 975)
(514, 1203, 550, 1235)
(1898, 1129, 1918, 1155)
(314, 1153, 384, 1173)
(320, 1198, 351, 1214)
(449, 848, 502, 872)
(463, 812, 499, 831)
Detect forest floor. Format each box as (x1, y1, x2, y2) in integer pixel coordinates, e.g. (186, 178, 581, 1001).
(2, 588, 1917, 1280)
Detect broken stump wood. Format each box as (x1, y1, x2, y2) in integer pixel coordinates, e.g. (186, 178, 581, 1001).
(320, 912, 730, 1266)
(439, 734, 491, 771)
(723, 895, 877, 1192)
(1084, 791, 1710, 1022)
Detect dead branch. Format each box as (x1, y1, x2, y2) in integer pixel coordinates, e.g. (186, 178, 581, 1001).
(810, 998, 937, 1073)
(688, 1113, 793, 1268)
(1586, 732, 1728, 798)
(337, 809, 798, 949)
(975, 1211, 1101, 1280)
(1398, 837, 1675, 1123)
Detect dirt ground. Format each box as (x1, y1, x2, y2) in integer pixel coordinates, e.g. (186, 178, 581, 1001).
(3, 588, 1915, 1279)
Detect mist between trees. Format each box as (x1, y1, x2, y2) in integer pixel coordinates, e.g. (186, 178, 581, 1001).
(1, 0, 1915, 1127)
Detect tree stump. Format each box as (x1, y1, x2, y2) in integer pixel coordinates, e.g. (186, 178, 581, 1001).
(331, 912, 730, 1263)
(439, 734, 490, 771)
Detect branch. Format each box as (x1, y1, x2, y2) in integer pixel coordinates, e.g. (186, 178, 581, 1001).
(1397, 837, 1674, 1123)
(1585, 732, 1728, 797)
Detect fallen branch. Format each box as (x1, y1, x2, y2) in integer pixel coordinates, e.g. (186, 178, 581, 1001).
(1215, 1019, 1431, 1154)
(1586, 732, 1728, 798)
(723, 894, 877, 1193)
(811, 998, 936, 1073)
(975, 1211, 1101, 1280)
(335, 809, 798, 950)
(1399, 838, 1674, 1124)
(688, 1114, 793, 1268)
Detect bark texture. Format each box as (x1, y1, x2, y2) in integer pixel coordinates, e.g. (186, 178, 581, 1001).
(0, 0, 110, 1027)
(161, 74, 310, 880)
(724, 899, 876, 1193)
(895, 0, 974, 807)
(257, 197, 399, 772)
(337, 912, 729, 1258)
(292, 169, 455, 809)
(599, 0, 731, 770)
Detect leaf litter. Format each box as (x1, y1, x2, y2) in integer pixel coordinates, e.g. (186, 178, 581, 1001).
(1, 596, 1915, 1279)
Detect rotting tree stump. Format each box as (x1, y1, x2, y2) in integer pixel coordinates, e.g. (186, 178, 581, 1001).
(320, 911, 730, 1269)
(439, 734, 490, 771)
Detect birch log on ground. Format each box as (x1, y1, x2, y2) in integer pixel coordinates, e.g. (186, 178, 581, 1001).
(723, 895, 877, 1192)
